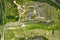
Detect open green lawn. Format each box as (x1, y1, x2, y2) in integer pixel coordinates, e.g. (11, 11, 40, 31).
(0, 0, 60, 40)
(4, 27, 60, 40)
(3, 21, 60, 40)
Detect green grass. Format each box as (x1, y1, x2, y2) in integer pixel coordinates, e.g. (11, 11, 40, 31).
(23, 20, 60, 30)
(4, 30, 15, 40)
(4, 24, 60, 40)
(3, 19, 60, 40)
(2, 0, 60, 40)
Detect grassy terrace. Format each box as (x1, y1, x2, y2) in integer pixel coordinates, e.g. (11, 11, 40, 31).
(4, 23, 60, 40)
(0, 0, 60, 40)
(4, 20, 60, 40)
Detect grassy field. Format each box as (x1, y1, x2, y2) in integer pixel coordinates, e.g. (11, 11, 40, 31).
(3, 21, 60, 40)
(0, 0, 60, 40)
(4, 27, 60, 40)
